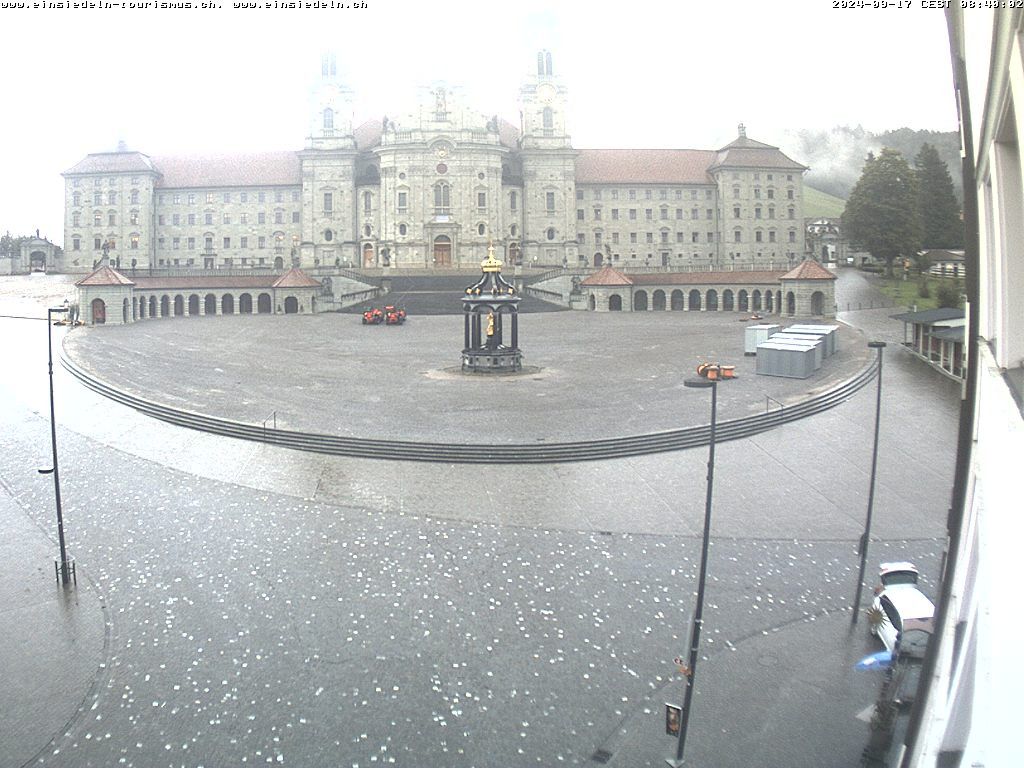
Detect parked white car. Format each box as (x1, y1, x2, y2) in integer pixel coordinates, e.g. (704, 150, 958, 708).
(870, 562, 935, 658)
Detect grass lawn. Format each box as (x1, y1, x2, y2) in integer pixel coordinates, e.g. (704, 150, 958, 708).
(874, 274, 942, 311)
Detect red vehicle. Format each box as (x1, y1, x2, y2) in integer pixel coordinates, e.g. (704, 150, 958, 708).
(384, 305, 407, 325)
(362, 307, 384, 325)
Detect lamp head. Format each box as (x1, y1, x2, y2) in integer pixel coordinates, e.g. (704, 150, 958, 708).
(49, 306, 68, 314)
(868, 341, 886, 349)
(684, 377, 714, 389)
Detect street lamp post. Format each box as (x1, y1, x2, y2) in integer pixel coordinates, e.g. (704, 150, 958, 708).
(668, 373, 723, 767)
(851, 341, 886, 624)
(40, 305, 74, 586)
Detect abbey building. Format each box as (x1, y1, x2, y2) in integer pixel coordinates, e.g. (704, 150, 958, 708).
(62, 52, 808, 273)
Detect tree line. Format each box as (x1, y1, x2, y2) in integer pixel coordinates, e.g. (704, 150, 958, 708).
(843, 143, 963, 278)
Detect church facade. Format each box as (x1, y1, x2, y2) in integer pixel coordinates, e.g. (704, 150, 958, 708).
(62, 52, 807, 274)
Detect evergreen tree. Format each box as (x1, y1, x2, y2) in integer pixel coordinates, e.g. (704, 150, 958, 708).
(915, 142, 964, 249)
(843, 149, 921, 276)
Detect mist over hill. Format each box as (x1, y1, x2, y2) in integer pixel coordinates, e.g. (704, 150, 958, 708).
(784, 126, 961, 202)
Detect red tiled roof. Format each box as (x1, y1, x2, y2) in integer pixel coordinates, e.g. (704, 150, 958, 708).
(629, 270, 787, 286)
(272, 268, 321, 288)
(64, 152, 158, 176)
(576, 149, 717, 184)
(780, 260, 837, 280)
(581, 266, 633, 286)
(152, 152, 301, 189)
(76, 265, 135, 286)
(710, 147, 807, 172)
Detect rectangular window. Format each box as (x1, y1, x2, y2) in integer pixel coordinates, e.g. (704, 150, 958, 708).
(398, 191, 408, 210)
(788, 189, 794, 200)
(767, 189, 774, 199)
(611, 232, 619, 244)
(94, 237, 102, 250)
(188, 237, 195, 249)
(629, 189, 636, 200)
(659, 208, 668, 220)
(93, 212, 101, 226)
(546, 192, 555, 212)
(733, 207, 740, 219)
(240, 213, 247, 224)
(593, 208, 601, 221)
(275, 191, 284, 203)
(223, 237, 231, 249)
(690, 232, 698, 243)
(240, 236, 248, 248)
(769, 231, 776, 243)
(275, 211, 283, 224)
(789, 231, 796, 242)
(593, 189, 602, 201)
(292, 190, 300, 202)
(645, 209, 653, 220)
(661, 232, 669, 243)
(755, 231, 763, 243)
(130, 211, 139, 225)
(706, 209, 713, 220)
(509, 191, 517, 211)
(611, 189, 619, 200)
(629, 209, 637, 220)
(93, 192, 102, 205)
(223, 192, 231, 203)
(108, 191, 117, 205)
(188, 213, 196, 225)
(258, 191, 266, 203)
(576, 189, 584, 201)
(577, 233, 585, 244)
(646, 232, 654, 243)
(292, 211, 300, 223)
(108, 212, 115, 226)
(611, 209, 619, 220)
(630, 232, 637, 244)
(734, 231, 742, 243)
(577, 209, 585, 221)
(675, 208, 683, 220)
(258, 212, 266, 224)
(476, 191, 486, 210)
(240, 192, 248, 203)
(223, 214, 231, 225)
(707, 232, 714, 243)
(645, 189, 652, 200)
(158, 214, 165, 225)
(173, 237, 180, 249)
(324, 192, 333, 212)
(172, 213, 180, 226)
(659, 189, 667, 200)
(594, 232, 602, 245)
(258, 236, 266, 248)
(205, 213, 213, 225)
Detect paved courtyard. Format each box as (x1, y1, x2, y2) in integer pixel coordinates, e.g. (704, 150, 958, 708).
(0, 269, 960, 767)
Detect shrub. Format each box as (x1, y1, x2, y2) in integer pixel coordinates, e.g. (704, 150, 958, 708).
(918, 278, 931, 298)
(935, 282, 963, 308)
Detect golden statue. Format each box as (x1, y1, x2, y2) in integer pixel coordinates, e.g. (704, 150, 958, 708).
(486, 312, 495, 336)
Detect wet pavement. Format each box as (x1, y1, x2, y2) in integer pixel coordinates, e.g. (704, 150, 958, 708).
(0, 267, 959, 767)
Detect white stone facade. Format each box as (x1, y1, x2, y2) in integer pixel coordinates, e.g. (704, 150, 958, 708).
(62, 53, 806, 275)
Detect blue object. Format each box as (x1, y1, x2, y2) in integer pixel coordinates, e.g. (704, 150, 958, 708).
(855, 650, 893, 670)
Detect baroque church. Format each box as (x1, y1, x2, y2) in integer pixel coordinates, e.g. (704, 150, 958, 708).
(62, 52, 809, 274)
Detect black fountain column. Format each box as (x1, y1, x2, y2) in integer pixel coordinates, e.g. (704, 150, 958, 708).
(461, 244, 522, 373)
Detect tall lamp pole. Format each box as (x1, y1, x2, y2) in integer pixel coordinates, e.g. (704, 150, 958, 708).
(851, 341, 886, 624)
(668, 369, 730, 767)
(40, 305, 74, 586)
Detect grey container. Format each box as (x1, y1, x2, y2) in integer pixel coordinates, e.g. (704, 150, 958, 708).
(770, 333, 825, 368)
(744, 323, 782, 355)
(755, 341, 818, 379)
(787, 324, 839, 356)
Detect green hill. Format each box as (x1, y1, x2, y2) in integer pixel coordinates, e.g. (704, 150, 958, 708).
(803, 185, 846, 219)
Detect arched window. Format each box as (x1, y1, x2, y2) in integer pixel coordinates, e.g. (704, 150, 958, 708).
(434, 183, 450, 214)
(323, 107, 334, 132)
(542, 107, 553, 132)
(477, 223, 485, 236)
(399, 223, 407, 236)
(546, 227, 556, 241)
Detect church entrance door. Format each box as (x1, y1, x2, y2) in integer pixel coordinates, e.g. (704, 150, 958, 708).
(433, 236, 452, 267)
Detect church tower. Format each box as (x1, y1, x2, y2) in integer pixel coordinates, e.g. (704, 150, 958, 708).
(300, 52, 359, 268)
(518, 50, 578, 267)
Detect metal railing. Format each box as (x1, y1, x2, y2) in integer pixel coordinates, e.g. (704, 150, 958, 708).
(62, 354, 878, 465)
